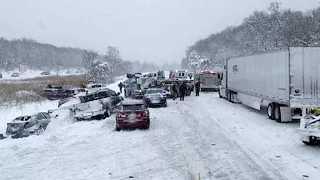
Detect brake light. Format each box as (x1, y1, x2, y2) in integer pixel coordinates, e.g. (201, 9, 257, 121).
(117, 112, 126, 118)
(141, 110, 148, 117)
(144, 95, 150, 98)
(216, 82, 221, 86)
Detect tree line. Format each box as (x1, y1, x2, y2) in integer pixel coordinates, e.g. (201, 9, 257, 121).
(0, 37, 164, 82)
(182, 2, 320, 71)
(0, 38, 84, 71)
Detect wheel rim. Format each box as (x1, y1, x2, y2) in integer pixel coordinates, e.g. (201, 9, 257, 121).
(268, 105, 272, 117)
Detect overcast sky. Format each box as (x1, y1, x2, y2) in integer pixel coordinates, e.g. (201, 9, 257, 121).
(0, 0, 319, 64)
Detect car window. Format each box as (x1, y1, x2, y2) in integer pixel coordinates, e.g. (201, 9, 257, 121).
(122, 104, 144, 110)
(42, 113, 51, 119)
(36, 113, 46, 120)
(146, 89, 163, 94)
(98, 91, 109, 98)
(108, 90, 117, 96)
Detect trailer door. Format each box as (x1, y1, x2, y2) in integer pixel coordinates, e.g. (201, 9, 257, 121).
(290, 47, 320, 107)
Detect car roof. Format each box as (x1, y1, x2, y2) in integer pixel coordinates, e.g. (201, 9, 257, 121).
(147, 88, 163, 91)
(121, 99, 144, 105)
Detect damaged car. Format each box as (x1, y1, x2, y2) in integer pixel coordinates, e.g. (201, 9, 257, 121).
(2, 112, 53, 139)
(70, 89, 123, 121)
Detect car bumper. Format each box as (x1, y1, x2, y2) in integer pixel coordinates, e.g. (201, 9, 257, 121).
(144, 98, 166, 105)
(133, 94, 144, 99)
(74, 110, 105, 120)
(117, 119, 148, 129)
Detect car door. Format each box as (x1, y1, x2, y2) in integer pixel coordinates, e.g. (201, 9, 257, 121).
(97, 91, 113, 109)
(35, 113, 48, 127)
(108, 90, 121, 105)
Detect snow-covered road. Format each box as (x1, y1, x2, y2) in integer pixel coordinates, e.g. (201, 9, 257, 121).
(1, 92, 320, 180)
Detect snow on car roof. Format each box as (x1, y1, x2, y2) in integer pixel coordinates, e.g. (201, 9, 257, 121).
(121, 99, 144, 105)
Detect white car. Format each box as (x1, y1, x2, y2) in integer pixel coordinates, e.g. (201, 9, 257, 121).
(300, 115, 320, 146)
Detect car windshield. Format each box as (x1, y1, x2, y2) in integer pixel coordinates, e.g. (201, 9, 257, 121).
(122, 104, 144, 111)
(146, 90, 163, 94)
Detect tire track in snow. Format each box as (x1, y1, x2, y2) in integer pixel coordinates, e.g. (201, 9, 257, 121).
(177, 101, 287, 180)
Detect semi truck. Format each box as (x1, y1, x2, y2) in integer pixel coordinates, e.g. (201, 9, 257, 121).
(219, 47, 320, 123)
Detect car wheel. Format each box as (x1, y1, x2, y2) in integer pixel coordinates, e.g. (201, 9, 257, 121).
(116, 126, 121, 131)
(36, 127, 45, 135)
(163, 102, 167, 107)
(105, 108, 111, 117)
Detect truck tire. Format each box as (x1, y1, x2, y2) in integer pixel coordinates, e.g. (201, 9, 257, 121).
(275, 104, 282, 123)
(267, 103, 275, 120)
(228, 91, 234, 103)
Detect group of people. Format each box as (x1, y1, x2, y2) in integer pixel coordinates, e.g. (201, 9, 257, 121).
(118, 78, 202, 101)
(170, 78, 201, 101)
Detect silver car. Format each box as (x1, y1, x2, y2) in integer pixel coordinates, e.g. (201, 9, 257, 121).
(5, 112, 52, 139)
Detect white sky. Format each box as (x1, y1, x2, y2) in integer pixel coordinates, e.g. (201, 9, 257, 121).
(0, 0, 319, 64)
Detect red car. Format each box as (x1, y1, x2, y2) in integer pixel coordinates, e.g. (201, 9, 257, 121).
(116, 101, 150, 131)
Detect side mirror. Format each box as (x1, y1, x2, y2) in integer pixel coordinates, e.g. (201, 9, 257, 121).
(117, 92, 121, 96)
(55, 114, 59, 118)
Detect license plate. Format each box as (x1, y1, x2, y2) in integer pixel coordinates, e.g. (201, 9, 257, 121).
(151, 99, 159, 103)
(128, 113, 136, 121)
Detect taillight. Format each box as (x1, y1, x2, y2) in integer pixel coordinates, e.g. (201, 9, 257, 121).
(216, 82, 221, 86)
(200, 83, 203, 87)
(117, 112, 126, 118)
(141, 110, 148, 117)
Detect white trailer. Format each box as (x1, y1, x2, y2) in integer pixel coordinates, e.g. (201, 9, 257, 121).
(219, 47, 320, 123)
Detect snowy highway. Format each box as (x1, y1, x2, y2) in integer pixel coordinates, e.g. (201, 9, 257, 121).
(1, 92, 320, 180)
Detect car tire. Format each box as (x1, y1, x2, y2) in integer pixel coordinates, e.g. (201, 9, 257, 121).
(163, 102, 167, 107)
(145, 119, 150, 129)
(116, 126, 121, 131)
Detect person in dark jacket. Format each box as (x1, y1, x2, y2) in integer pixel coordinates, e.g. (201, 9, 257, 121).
(179, 82, 187, 101)
(118, 82, 124, 93)
(172, 83, 178, 100)
(195, 78, 200, 96)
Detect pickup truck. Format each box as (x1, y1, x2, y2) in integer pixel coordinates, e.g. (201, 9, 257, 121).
(70, 88, 123, 121)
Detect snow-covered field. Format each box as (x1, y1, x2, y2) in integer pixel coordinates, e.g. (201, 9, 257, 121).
(0, 69, 83, 81)
(1, 80, 320, 180)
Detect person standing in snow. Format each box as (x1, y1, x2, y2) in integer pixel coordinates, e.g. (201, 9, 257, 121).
(195, 78, 201, 96)
(118, 82, 124, 93)
(172, 83, 178, 100)
(179, 82, 187, 101)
